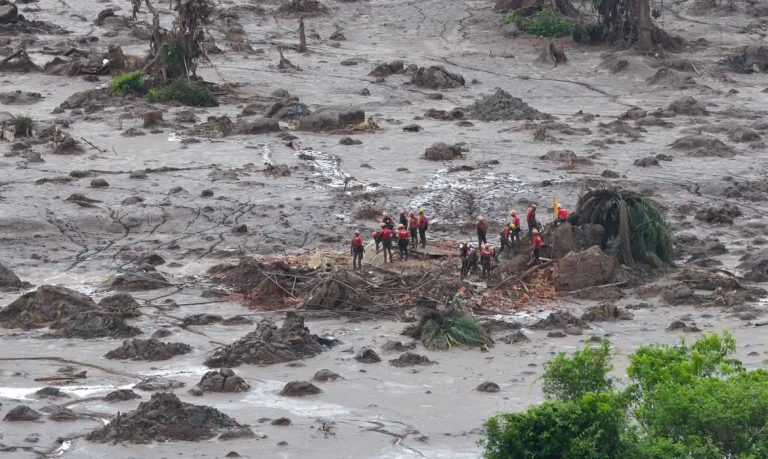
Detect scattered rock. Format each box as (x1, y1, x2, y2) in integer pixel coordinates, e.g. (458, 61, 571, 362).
(499, 330, 529, 344)
(381, 340, 417, 352)
(271, 417, 291, 426)
(313, 369, 343, 382)
(410, 65, 465, 89)
(402, 124, 421, 132)
(204, 312, 326, 367)
(105, 338, 192, 361)
(0, 90, 42, 105)
(86, 393, 254, 443)
(667, 320, 701, 333)
(532, 311, 588, 330)
(35, 387, 70, 399)
(48, 310, 141, 339)
(369, 60, 405, 78)
(423, 142, 463, 160)
(280, 381, 321, 396)
(737, 249, 768, 282)
(424, 108, 464, 121)
(726, 45, 768, 73)
(671, 135, 735, 157)
(476, 382, 500, 393)
(355, 348, 381, 363)
(667, 96, 709, 116)
(389, 352, 436, 367)
(122, 128, 146, 137)
(142, 110, 163, 128)
(181, 313, 223, 327)
(129, 170, 147, 179)
(296, 107, 365, 132)
(221, 315, 254, 326)
(0, 261, 30, 290)
(188, 116, 236, 138)
(110, 271, 171, 291)
(547, 330, 567, 338)
(4, 405, 42, 422)
(196, 368, 251, 393)
(465, 89, 551, 121)
(695, 203, 741, 224)
(339, 136, 362, 145)
(104, 389, 141, 402)
(234, 118, 281, 135)
(540, 149, 592, 165)
(66, 193, 102, 207)
(89, 178, 109, 188)
(634, 156, 660, 167)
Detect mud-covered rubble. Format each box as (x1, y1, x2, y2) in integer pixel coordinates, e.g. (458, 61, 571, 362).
(109, 270, 171, 291)
(280, 380, 322, 396)
(193, 368, 251, 395)
(3, 405, 42, 422)
(204, 312, 326, 367)
(409, 65, 465, 89)
(0, 285, 96, 329)
(0, 261, 30, 290)
(133, 377, 185, 392)
(423, 142, 465, 161)
(670, 134, 736, 157)
(47, 310, 141, 339)
(313, 369, 343, 382)
(86, 393, 254, 444)
(465, 89, 552, 121)
(104, 338, 192, 361)
(389, 352, 436, 367)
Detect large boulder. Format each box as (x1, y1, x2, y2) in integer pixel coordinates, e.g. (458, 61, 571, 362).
(553, 246, 618, 292)
(0, 3, 19, 24)
(195, 368, 251, 393)
(0, 285, 96, 329)
(545, 222, 605, 259)
(0, 261, 30, 290)
(296, 107, 364, 132)
(423, 142, 463, 160)
(410, 66, 465, 89)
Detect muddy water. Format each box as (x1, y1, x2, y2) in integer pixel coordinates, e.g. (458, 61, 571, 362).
(2, 0, 768, 457)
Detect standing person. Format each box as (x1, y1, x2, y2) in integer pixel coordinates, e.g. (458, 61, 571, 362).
(381, 224, 394, 263)
(460, 242, 472, 277)
(480, 244, 494, 279)
(397, 224, 410, 261)
(382, 212, 395, 231)
(526, 204, 538, 240)
(476, 216, 488, 246)
(499, 224, 513, 258)
(510, 210, 522, 244)
(417, 208, 428, 247)
(556, 204, 569, 224)
(350, 231, 365, 270)
(372, 225, 383, 253)
(529, 229, 543, 266)
(399, 210, 408, 228)
(409, 212, 419, 247)
(468, 245, 480, 275)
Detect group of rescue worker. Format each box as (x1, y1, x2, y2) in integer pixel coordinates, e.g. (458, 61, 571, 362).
(350, 202, 571, 278)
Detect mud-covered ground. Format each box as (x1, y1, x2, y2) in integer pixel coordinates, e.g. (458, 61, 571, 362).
(1, 0, 768, 457)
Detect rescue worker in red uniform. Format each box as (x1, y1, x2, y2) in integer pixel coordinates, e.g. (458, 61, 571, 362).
(476, 216, 488, 246)
(397, 224, 410, 261)
(350, 231, 365, 270)
(556, 204, 569, 224)
(381, 212, 395, 231)
(530, 229, 543, 266)
(480, 243, 494, 279)
(409, 212, 419, 248)
(372, 225, 383, 253)
(499, 223, 513, 258)
(510, 210, 521, 243)
(399, 210, 408, 228)
(417, 208, 428, 247)
(526, 204, 538, 240)
(381, 225, 394, 263)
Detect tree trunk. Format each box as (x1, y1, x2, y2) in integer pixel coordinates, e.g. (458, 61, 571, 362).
(635, 0, 653, 50)
(298, 17, 307, 53)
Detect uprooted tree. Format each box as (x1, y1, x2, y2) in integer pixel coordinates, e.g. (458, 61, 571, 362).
(130, 0, 214, 83)
(497, 0, 680, 50)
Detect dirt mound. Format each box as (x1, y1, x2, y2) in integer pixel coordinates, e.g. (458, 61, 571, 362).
(667, 96, 709, 116)
(531, 310, 587, 330)
(195, 369, 251, 393)
(181, 313, 223, 327)
(0, 285, 96, 329)
(98, 293, 142, 318)
(674, 268, 742, 291)
(737, 249, 768, 282)
(133, 377, 185, 391)
(727, 126, 761, 143)
(355, 347, 381, 363)
(381, 340, 417, 353)
(553, 246, 618, 291)
(204, 312, 325, 367)
(104, 389, 141, 402)
(670, 135, 735, 157)
(296, 107, 365, 132)
(465, 89, 551, 121)
(86, 393, 254, 443)
(410, 65, 465, 89)
(265, 97, 309, 120)
(581, 303, 633, 322)
(545, 222, 605, 259)
(369, 60, 405, 78)
(105, 338, 192, 361)
(726, 45, 768, 73)
(540, 149, 592, 166)
(646, 68, 702, 90)
(3, 405, 41, 421)
(48, 311, 141, 339)
(188, 116, 236, 138)
(35, 387, 70, 399)
(695, 203, 741, 224)
(423, 142, 464, 160)
(110, 271, 171, 291)
(389, 352, 436, 367)
(313, 369, 343, 382)
(476, 381, 500, 393)
(280, 381, 322, 396)
(0, 261, 30, 290)
(276, 0, 328, 17)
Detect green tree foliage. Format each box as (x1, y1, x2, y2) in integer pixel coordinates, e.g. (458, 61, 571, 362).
(501, 9, 573, 38)
(483, 332, 768, 458)
(403, 299, 493, 351)
(111, 70, 148, 95)
(542, 340, 613, 400)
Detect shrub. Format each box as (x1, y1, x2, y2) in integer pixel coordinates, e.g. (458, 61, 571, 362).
(502, 8, 572, 38)
(111, 70, 148, 95)
(13, 115, 33, 137)
(403, 299, 492, 351)
(146, 80, 218, 107)
(542, 340, 613, 401)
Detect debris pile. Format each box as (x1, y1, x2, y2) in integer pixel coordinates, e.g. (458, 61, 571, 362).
(105, 338, 192, 361)
(465, 89, 552, 121)
(86, 393, 254, 443)
(410, 65, 465, 89)
(0, 285, 97, 329)
(195, 369, 251, 393)
(48, 311, 141, 339)
(204, 312, 326, 367)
